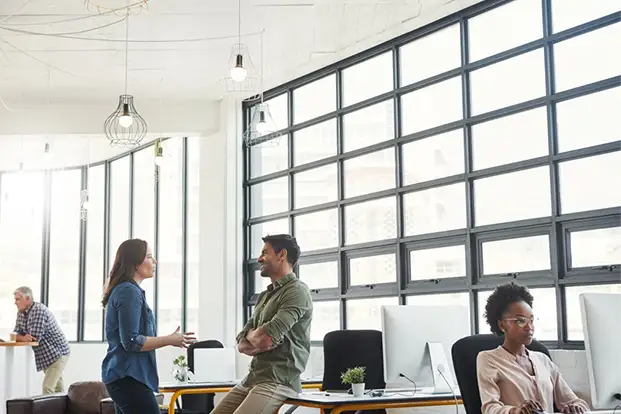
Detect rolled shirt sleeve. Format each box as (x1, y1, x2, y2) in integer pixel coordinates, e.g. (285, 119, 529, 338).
(114, 285, 147, 352)
(262, 285, 312, 346)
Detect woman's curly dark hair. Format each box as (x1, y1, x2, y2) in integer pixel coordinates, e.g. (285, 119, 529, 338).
(484, 282, 534, 336)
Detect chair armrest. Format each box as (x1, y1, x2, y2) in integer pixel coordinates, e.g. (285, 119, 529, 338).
(7, 394, 68, 414)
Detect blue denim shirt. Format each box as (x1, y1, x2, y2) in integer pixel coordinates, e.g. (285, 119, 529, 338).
(101, 280, 158, 392)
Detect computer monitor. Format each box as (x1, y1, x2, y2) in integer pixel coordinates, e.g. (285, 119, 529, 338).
(381, 304, 470, 394)
(580, 292, 621, 409)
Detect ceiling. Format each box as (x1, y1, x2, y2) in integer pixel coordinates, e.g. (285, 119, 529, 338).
(0, 0, 434, 106)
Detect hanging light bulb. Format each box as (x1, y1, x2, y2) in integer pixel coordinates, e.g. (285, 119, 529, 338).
(255, 110, 270, 134)
(118, 103, 134, 128)
(154, 140, 164, 167)
(230, 54, 247, 82)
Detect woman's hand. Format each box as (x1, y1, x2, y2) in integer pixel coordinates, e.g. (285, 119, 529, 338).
(560, 404, 586, 414)
(167, 326, 196, 348)
(510, 400, 544, 414)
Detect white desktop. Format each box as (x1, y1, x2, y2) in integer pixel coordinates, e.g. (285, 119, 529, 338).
(381, 304, 470, 394)
(580, 292, 621, 410)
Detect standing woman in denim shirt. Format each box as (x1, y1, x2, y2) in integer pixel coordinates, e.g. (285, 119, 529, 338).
(101, 239, 196, 414)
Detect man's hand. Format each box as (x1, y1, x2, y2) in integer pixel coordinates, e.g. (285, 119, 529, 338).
(510, 400, 544, 414)
(246, 326, 274, 350)
(16, 334, 36, 343)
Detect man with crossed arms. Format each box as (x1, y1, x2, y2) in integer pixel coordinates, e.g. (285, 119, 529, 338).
(211, 234, 313, 414)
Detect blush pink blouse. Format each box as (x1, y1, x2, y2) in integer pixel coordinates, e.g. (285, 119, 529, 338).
(477, 346, 590, 414)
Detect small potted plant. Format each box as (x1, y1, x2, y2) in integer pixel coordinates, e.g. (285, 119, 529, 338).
(172, 355, 190, 383)
(340, 366, 366, 397)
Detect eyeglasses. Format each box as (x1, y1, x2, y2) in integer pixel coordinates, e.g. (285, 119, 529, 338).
(504, 316, 538, 328)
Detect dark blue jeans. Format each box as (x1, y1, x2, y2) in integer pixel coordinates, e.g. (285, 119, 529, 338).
(105, 376, 160, 414)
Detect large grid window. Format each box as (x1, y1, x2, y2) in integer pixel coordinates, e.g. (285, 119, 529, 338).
(0, 137, 198, 342)
(242, 0, 621, 348)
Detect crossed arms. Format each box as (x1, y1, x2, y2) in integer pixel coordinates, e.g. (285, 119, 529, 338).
(236, 286, 311, 356)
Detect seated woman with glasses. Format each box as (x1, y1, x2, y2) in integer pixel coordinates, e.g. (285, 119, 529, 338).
(477, 282, 589, 414)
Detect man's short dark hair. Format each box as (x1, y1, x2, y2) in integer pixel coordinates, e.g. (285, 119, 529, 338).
(484, 282, 534, 336)
(262, 234, 301, 266)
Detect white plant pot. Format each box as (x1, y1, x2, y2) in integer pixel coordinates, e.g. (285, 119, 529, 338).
(351, 383, 365, 397)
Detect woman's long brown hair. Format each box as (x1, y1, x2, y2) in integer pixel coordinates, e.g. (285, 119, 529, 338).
(101, 239, 148, 307)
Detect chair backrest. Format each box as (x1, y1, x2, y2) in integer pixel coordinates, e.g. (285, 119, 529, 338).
(322, 330, 386, 391)
(451, 334, 552, 414)
(187, 339, 224, 372)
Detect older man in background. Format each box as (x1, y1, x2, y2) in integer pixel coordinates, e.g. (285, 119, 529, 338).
(13, 286, 71, 394)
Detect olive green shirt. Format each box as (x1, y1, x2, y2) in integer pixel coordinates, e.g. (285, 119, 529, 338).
(237, 273, 313, 393)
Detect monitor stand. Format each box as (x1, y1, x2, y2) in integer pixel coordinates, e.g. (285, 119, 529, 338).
(420, 342, 457, 394)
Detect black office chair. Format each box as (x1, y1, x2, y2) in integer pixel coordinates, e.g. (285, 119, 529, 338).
(179, 339, 224, 414)
(321, 330, 387, 414)
(451, 334, 556, 414)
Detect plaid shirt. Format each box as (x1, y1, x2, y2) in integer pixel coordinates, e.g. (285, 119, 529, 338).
(14, 302, 70, 371)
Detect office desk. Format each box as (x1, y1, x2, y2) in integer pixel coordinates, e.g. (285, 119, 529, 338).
(159, 379, 323, 414)
(289, 390, 462, 414)
(159, 382, 460, 414)
(0, 342, 38, 414)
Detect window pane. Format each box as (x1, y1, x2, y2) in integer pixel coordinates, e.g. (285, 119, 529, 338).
(109, 157, 130, 269)
(84, 165, 105, 341)
(350, 254, 396, 286)
(250, 177, 289, 217)
(250, 218, 290, 256)
(470, 49, 545, 115)
(0, 172, 44, 335)
(410, 245, 466, 281)
(249, 139, 288, 178)
(342, 52, 394, 107)
(401, 77, 463, 135)
(346, 297, 399, 330)
(403, 183, 467, 236)
(299, 261, 338, 290)
(400, 24, 461, 85)
(468, 0, 542, 62)
(293, 120, 337, 166)
(345, 197, 396, 245)
(478, 288, 558, 340)
(559, 151, 621, 214)
(294, 209, 338, 252)
(551, 0, 620, 33)
(472, 108, 549, 170)
(406, 292, 471, 328)
(48, 170, 81, 341)
(474, 166, 551, 226)
(262, 94, 288, 131)
(132, 147, 155, 308)
(254, 270, 271, 294)
(565, 284, 621, 340)
(294, 164, 337, 209)
(342, 100, 394, 152)
(569, 227, 621, 268)
(311, 301, 340, 342)
(186, 138, 200, 336)
(554, 24, 621, 92)
(344, 148, 395, 198)
(157, 138, 184, 335)
(482, 235, 551, 275)
(557, 88, 621, 153)
(401, 130, 464, 185)
(293, 74, 336, 124)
